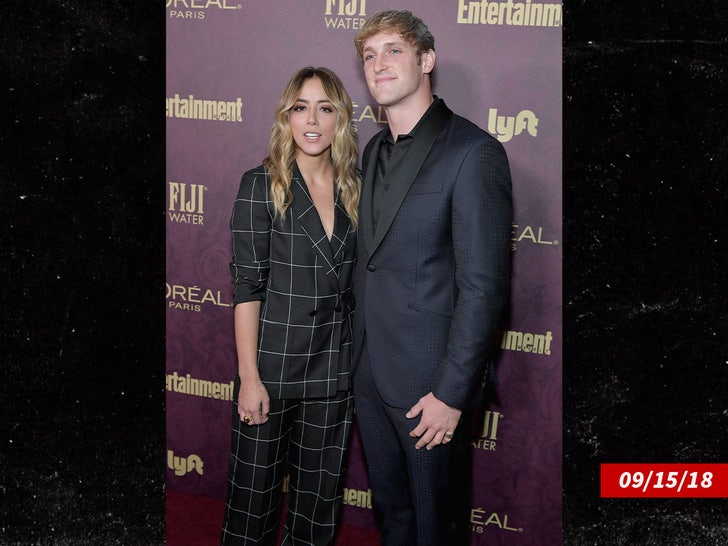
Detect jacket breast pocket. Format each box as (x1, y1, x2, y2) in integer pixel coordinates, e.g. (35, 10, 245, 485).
(408, 179, 443, 195)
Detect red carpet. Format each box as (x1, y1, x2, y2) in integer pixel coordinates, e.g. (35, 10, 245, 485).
(166, 489, 380, 546)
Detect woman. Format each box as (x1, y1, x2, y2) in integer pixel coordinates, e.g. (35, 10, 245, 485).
(220, 67, 360, 546)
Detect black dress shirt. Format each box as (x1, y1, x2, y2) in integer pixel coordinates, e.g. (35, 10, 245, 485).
(371, 98, 444, 231)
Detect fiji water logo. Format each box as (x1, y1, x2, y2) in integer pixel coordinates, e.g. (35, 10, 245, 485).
(324, 0, 367, 29)
(472, 410, 503, 451)
(168, 182, 205, 225)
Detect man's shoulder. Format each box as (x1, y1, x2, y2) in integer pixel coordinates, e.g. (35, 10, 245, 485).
(432, 98, 488, 138)
(448, 112, 491, 139)
(439, 111, 503, 153)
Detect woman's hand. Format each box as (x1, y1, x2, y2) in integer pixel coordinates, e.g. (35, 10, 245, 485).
(237, 379, 270, 425)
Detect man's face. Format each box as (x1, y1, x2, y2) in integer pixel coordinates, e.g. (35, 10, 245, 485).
(361, 31, 433, 109)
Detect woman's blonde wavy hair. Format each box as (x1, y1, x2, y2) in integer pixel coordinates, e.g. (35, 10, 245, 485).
(263, 67, 361, 228)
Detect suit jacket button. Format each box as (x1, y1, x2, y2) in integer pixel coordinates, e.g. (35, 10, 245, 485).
(334, 305, 342, 312)
(309, 310, 317, 316)
(367, 264, 376, 272)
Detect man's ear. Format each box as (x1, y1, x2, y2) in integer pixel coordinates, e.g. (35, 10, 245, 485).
(421, 50, 436, 74)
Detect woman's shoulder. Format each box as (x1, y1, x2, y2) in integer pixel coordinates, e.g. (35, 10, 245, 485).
(236, 164, 271, 199)
(240, 164, 269, 181)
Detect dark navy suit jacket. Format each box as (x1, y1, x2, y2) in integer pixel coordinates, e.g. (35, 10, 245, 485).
(352, 99, 512, 411)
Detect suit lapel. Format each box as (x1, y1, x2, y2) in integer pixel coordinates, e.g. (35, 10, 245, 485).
(330, 198, 351, 266)
(290, 166, 341, 292)
(369, 101, 453, 255)
(360, 132, 384, 253)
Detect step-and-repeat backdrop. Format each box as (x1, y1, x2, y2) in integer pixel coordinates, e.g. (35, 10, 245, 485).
(166, 2, 562, 544)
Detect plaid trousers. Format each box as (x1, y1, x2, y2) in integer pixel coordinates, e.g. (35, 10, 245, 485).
(220, 391, 353, 546)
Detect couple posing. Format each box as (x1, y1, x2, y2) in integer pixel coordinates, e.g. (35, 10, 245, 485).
(219, 9, 512, 546)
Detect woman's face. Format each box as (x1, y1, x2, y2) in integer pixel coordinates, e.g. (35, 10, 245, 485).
(289, 77, 338, 159)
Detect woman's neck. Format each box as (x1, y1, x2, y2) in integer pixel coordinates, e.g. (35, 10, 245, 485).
(296, 153, 334, 187)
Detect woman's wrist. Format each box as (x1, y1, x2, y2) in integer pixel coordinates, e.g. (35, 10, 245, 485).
(238, 368, 262, 384)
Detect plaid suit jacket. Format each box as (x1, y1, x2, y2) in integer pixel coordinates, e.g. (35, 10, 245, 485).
(229, 164, 356, 399)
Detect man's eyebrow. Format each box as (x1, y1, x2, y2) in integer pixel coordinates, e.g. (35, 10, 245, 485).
(364, 41, 406, 51)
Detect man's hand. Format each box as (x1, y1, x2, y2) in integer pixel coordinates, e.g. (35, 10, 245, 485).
(406, 392, 462, 450)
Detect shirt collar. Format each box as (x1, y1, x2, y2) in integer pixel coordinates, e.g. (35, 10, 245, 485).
(383, 96, 444, 144)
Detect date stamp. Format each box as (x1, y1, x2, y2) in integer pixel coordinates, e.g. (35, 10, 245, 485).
(601, 464, 728, 498)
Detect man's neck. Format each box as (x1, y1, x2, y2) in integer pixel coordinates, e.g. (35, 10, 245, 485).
(385, 94, 435, 140)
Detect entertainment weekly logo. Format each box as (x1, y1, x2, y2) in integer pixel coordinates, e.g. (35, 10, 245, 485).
(456, 0, 562, 27)
(167, 0, 242, 20)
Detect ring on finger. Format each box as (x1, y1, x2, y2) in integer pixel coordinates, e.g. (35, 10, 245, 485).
(444, 433, 454, 439)
(243, 415, 253, 424)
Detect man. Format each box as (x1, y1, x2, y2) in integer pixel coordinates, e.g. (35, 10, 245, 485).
(351, 10, 512, 546)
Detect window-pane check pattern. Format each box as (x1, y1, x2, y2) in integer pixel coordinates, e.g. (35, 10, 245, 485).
(221, 165, 357, 545)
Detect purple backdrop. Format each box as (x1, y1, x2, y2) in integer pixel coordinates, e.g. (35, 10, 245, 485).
(166, 1, 562, 544)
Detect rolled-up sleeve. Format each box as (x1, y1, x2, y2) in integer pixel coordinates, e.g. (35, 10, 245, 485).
(229, 169, 272, 305)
